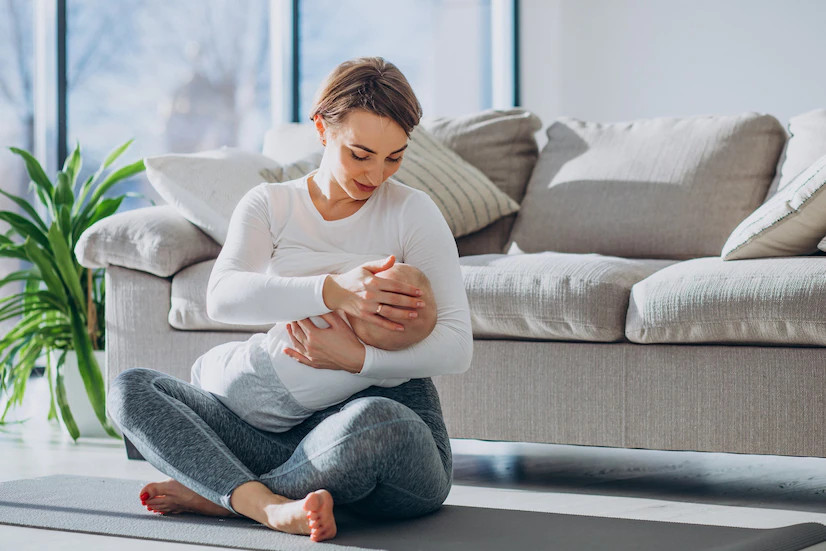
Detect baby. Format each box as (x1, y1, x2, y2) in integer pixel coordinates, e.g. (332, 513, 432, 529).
(191, 260, 437, 433)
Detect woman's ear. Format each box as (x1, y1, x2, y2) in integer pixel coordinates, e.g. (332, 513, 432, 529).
(313, 114, 327, 145)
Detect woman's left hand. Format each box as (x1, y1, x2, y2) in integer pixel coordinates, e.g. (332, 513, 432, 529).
(285, 312, 365, 373)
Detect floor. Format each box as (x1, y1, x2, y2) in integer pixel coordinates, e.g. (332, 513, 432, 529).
(3, 373, 826, 550)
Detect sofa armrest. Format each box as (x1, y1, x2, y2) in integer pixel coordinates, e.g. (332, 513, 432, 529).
(75, 205, 222, 278)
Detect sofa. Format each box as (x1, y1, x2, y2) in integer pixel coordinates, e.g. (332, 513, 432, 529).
(76, 107, 826, 459)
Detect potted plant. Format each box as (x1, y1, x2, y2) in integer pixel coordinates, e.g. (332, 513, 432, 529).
(0, 140, 148, 441)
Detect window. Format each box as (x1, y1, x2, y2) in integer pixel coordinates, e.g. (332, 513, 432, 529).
(0, 0, 34, 337)
(67, 0, 271, 212)
(297, 0, 496, 119)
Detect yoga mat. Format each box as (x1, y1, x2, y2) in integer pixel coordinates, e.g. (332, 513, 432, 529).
(1, 475, 825, 551)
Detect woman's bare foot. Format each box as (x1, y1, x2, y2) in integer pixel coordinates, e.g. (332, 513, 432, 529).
(230, 481, 337, 542)
(264, 489, 337, 542)
(139, 478, 234, 517)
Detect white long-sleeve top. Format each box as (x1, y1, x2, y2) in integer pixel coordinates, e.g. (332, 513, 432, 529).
(205, 170, 473, 410)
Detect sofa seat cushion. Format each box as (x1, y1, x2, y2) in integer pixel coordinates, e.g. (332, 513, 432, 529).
(169, 253, 676, 341)
(460, 253, 676, 342)
(169, 259, 274, 333)
(627, 256, 826, 345)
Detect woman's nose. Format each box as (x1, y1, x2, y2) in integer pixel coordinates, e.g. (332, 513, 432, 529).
(366, 164, 382, 185)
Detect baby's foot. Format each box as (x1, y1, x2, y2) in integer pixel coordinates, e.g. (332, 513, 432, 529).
(264, 489, 337, 542)
(139, 478, 234, 517)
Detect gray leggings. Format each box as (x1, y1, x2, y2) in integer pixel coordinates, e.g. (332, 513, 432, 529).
(106, 367, 453, 519)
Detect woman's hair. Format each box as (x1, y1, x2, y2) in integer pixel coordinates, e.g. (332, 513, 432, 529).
(308, 57, 422, 136)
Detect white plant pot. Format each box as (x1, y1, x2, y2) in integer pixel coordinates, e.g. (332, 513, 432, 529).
(48, 348, 121, 438)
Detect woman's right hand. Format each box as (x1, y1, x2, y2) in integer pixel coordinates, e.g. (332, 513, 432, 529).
(322, 255, 425, 331)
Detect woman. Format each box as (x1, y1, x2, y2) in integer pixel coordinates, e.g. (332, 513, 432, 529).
(106, 56, 472, 543)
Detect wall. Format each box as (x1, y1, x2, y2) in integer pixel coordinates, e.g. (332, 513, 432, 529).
(519, 0, 826, 145)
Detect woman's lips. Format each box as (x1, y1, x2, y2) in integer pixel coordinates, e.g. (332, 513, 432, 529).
(355, 180, 374, 192)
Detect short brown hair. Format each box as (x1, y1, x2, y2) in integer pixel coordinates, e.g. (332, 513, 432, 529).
(308, 57, 423, 136)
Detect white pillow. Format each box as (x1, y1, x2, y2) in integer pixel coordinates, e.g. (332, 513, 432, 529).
(144, 147, 321, 244)
(721, 152, 826, 260)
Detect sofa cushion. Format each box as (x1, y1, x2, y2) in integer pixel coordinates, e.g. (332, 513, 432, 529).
(75, 205, 222, 277)
(145, 147, 321, 245)
(423, 109, 542, 257)
(459, 252, 676, 342)
(508, 112, 786, 259)
(764, 108, 826, 200)
(170, 252, 675, 341)
(721, 153, 826, 260)
(169, 259, 273, 332)
(626, 256, 826, 345)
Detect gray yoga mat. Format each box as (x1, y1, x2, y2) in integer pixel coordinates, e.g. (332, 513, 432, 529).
(1, 475, 826, 551)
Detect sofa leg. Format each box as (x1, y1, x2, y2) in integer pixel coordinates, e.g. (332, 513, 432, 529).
(123, 434, 146, 461)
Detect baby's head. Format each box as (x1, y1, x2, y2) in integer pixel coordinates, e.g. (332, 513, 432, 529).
(346, 263, 437, 351)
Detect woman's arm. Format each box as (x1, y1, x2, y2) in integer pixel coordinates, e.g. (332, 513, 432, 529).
(356, 192, 473, 379)
(206, 184, 331, 325)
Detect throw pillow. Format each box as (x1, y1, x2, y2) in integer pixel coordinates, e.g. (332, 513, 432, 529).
(507, 112, 786, 260)
(263, 123, 521, 237)
(763, 108, 826, 200)
(393, 125, 520, 237)
(721, 153, 826, 260)
(144, 147, 321, 245)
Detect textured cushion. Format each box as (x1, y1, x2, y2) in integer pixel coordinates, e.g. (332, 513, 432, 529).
(627, 256, 826, 345)
(508, 112, 786, 259)
(721, 153, 826, 259)
(170, 252, 676, 339)
(422, 109, 542, 256)
(74, 205, 221, 278)
(459, 252, 676, 342)
(396, 125, 520, 237)
(144, 147, 321, 245)
(764, 108, 826, 199)
(169, 259, 272, 332)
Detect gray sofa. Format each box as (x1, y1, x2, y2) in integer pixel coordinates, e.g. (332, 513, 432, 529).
(77, 108, 826, 458)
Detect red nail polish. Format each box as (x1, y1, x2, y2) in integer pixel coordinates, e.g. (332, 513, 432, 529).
(140, 492, 149, 500)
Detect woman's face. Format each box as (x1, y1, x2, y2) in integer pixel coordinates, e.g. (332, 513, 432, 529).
(315, 109, 408, 200)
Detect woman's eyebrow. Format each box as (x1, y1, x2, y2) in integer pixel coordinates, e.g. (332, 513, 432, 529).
(350, 143, 408, 155)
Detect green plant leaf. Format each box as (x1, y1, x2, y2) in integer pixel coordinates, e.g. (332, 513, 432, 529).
(0, 211, 51, 250)
(0, 268, 40, 288)
(45, 348, 57, 421)
(63, 142, 82, 190)
(0, 188, 49, 233)
(77, 159, 145, 224)
(58, 205, 72, 248)
(99, 139, 135, 173)
(0, 244, 28, 261)
(21, 237, 68, 305)
(67, 313, 119, 438)
(46, 224, 85, 311)
(54, 171, 75, 209)
(0, 339, 38, 423)
(72, 174, 94, 217)
(31, 183, 56, 223)
(9, 147, 54, 196)
(53, 350, 80, 441)
(84, 196, 124, 230)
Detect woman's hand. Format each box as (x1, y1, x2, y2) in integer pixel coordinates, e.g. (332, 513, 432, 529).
(321, 254, 425, 331)
(284, 313, 366, 373)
